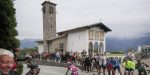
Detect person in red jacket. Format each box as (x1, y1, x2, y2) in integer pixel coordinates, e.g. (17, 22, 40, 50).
(9, 61, 17, 75)
(11, 61, 17, 72)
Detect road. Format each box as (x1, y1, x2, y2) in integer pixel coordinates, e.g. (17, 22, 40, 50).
(22, 58, 150, 75)
(22, 64, 95, 75)
(22, 64, 142, 75)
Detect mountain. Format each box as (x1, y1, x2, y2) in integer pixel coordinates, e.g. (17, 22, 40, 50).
(19, 39, 38, 49)
(106, 35, 150, 51)
(19, 35, 150, 51)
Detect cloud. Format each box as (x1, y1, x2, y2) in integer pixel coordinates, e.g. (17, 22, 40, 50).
(14, 0, 150, 39)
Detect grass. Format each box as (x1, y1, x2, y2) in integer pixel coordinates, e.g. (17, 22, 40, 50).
(106, 54, 125, 58)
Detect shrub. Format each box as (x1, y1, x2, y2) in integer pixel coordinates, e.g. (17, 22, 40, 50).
(16, 62, 23, 75)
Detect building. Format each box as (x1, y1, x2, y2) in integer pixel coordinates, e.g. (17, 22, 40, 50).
(37, 1, 112, 55)
(138, 45, 150, 56)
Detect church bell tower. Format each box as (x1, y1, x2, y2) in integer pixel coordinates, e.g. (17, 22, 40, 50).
(42, 1, 57, 51)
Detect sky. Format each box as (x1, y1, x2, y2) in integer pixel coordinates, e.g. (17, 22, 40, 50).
(14, 0, 150, 40)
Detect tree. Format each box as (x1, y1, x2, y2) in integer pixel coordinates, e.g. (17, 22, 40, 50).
(0, 0, 23, 75)
(18, 48, 38, 58)
(0, 0, 20, 50)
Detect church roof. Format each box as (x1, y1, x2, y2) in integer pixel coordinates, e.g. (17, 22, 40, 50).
(36, 34, 67, 42)
(37, 22, 111, 42)
(47, 34, 67, 41)
(57, 22, 112, 35)
(41, 1, 57, 6)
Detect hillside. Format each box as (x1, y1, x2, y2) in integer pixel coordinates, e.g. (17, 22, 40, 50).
(19, 39, 38, 49)
(19, 35, 150, 51)
(106, 35, 150, 51)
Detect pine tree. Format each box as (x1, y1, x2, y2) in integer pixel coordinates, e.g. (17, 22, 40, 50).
(0, 0, 20, 50)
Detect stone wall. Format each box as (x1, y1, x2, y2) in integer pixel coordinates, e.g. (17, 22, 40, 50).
(49, 36, 67, 52)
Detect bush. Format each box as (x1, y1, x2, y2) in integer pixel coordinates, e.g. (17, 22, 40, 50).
(109, 51, 125, 54)
(16, 62, 23, 75)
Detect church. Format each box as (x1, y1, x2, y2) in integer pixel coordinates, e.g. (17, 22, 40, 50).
(37, 1, 112, 55)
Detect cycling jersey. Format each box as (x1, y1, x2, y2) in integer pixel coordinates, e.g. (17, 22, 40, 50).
(123, 60, 135, 70)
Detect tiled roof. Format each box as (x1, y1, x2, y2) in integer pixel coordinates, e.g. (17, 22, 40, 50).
(57, 22, 112, 35)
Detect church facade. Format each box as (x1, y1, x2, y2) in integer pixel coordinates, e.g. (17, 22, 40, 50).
(37, 1, 112, 55)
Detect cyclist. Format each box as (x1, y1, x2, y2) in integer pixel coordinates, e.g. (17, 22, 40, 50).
(66, 62, 79, 75)
(136, 59, 149, 75)
(26, 64, 40, 75)
(122, 57, 135, 75)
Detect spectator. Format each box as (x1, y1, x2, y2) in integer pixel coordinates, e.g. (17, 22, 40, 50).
(0, 48, 14, 75)
(113, 57, 122, 75)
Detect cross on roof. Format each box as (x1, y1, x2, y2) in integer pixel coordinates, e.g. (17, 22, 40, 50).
(100, 18, 102, 23)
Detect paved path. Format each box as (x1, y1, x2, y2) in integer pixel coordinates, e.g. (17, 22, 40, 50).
(22, 64, 141, 75)
(22, 57, 150, 75)
(22, 64, 97, 75)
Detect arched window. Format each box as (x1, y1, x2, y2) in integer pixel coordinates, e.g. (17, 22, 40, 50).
(94, 42, 98, 53)
(49, 6, 53, 13)
(42, 7, 45, 13)
(88, 42, 93, 55)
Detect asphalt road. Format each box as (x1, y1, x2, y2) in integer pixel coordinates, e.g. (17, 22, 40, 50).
(22, 64, 143, 75)
(22, 64, 95, 75)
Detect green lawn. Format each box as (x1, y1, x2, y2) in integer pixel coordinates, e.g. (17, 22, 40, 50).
(106, 54, 125, 58)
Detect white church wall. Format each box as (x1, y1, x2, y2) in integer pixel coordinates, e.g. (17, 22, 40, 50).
(37, 43, 44, 54)
(103, 33, 106, 52)
(67, 29, 88, 53)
